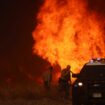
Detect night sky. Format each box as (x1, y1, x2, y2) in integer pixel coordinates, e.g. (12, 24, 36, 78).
(0, 0, 46, 84)
(0, 0, 105, 84)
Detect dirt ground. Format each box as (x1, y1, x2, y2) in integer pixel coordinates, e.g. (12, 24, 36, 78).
(0, 98, 72, 105)
(0, 88, 72, 105)
(0, 83, 72, 105)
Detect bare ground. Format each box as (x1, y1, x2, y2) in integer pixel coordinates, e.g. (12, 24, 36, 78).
(0, 98, 72, 105)
(0, 84, 72, 105)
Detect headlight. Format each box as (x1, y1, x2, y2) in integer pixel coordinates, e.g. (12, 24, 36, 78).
(74, 82, 83, 87)
(78, 82, 83, 87)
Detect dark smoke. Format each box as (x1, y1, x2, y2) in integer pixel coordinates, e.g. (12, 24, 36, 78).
(88, 0, 105, 15)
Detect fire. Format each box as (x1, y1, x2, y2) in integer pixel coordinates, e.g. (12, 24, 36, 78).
(32, 0, 105, 74)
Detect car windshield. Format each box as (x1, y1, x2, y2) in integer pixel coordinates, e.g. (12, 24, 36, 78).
(78, 65, 105, 81)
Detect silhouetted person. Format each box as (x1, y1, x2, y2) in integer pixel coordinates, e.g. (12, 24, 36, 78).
(43, 66, 53, 90)
(58, 65, 71, 99)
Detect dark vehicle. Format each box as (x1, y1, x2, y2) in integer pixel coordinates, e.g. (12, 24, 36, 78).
(72, 58, 105, 105)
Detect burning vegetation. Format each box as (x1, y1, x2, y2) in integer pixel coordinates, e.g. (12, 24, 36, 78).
(32, 0, 105, 74)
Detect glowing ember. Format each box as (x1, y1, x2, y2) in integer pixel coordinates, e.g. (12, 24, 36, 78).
(32, 0, 105, 74)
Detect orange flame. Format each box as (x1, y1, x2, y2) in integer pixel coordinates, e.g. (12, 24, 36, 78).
(32, 0, 105, 74)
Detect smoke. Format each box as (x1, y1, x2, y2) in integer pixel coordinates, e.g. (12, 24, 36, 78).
(88, 0, 105, 15)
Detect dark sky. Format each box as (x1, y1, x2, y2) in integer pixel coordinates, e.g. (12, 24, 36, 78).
(0, 0, 46, 84)
(0, 0, 105, 84)
(0, 0, 42, 59)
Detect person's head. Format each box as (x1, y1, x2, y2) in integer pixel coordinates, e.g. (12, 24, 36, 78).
(66, 65, 71, 70)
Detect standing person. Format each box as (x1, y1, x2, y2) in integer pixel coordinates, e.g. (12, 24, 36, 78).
(43, 66, 53, 90)
(58, 65, 71, 99)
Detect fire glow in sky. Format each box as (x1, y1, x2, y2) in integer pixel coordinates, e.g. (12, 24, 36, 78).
(32, 0, 105, 74)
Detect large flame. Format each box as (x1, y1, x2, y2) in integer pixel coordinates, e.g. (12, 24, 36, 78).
(32, 0, 105, 74)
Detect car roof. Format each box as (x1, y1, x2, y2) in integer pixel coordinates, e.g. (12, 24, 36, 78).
(86, 62, 105, 65)
(86, 58, 105, 66)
